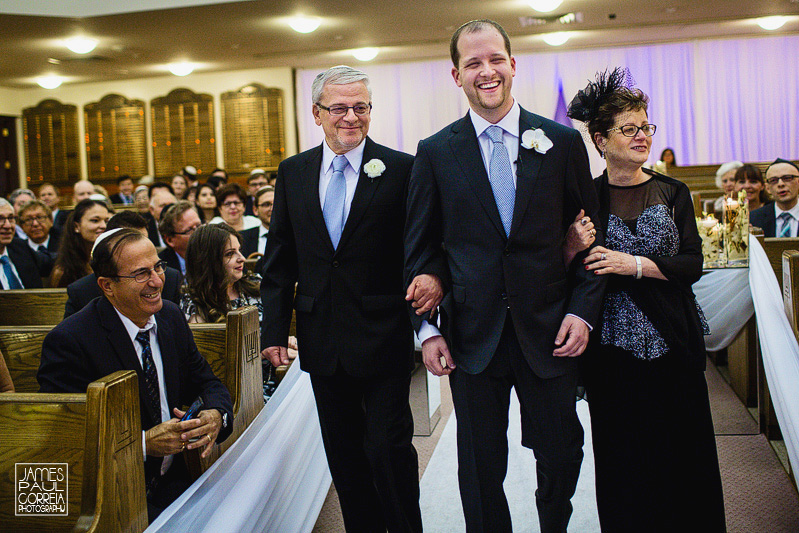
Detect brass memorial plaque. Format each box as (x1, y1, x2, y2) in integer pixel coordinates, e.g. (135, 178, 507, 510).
(221, 84, 285, 173)
(151, 88, 216, 179)
(84, 94, 147, 181)
(22, 99, 80, 186)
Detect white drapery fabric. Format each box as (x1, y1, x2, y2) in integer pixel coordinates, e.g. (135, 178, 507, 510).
(693, 268, 753, 352)
(146, 360, 331, 533)
(748, 237, 799, 485)
(297, 34, 799, 177)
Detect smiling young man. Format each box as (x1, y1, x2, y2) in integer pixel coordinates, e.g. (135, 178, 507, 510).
(38, 228, 232, 522)
(404, 20, 604, 532)
(260, 65, 425, 532)
(751, 158, 799, 237)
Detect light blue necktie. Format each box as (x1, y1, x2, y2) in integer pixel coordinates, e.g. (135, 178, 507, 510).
(779, 212, 793, 238)
(486, 125, 516, 236)
(0, 255, 23, 290)
(323, 155, 348, 249)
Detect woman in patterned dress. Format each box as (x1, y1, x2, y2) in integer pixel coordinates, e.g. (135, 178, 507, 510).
(180, 223, 277, 402)
(567, 69, 726, 532)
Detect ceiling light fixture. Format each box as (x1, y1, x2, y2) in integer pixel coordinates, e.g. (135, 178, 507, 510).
(528, 0, 563, 13)
(36, 75, 63, 89)
(65, 36, 98, 54)
(757, 16, 788, 30)
(168, 62, 195, 76)
(288, 15, 322, 34)
(352, 47, 379, 61)
(542, 32, 571, 46)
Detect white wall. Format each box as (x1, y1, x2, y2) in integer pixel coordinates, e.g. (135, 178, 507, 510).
(0, 66, 297, 187)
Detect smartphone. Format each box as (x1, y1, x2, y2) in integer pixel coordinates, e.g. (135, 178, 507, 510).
(181, 396, 204, 421)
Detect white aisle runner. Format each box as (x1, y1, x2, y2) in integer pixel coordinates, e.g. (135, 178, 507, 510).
(420, 395, 600, 532)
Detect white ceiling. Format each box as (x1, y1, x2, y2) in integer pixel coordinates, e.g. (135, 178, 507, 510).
(0, 0, 797, 89)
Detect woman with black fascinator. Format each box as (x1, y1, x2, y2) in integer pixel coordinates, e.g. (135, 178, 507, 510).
(566, 68, 726, 531)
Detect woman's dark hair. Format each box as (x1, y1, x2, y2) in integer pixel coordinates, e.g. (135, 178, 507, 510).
(51, 199, 113, 287)
(735, 164, 767, 203)
(660, 148, 676, 166)
(196, 183, 220, 222)
(183, 223, 259, 322)
(567, 68, 649, 155)
(215, 183, 247, 206)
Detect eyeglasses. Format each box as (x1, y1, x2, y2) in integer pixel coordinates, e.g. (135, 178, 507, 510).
(221, 200, 243, 209)
(766, 175, 799, 186)
(0, 215, 17, 225)
(609, 124, 657, 137)
(116, 261, 166, 283)
(20, 214, 49, 226)
(316, 103, 372, 116)
(174, 224, 200, 236)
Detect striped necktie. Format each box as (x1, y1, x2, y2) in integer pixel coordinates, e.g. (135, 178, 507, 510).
(136, 330, 162, 422)
(0, 256, 22, 290)
(779, 212, 793, 238)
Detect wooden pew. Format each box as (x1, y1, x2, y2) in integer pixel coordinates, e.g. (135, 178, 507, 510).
(0, 306, 264, 476)
(759, 237, 799, 281)
(0, 370, 148, 532)
(0, 288, 67, 326)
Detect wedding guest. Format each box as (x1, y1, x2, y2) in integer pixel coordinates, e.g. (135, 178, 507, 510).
(208, 183, 260, 231)
(50, 199, 113, 288)
(750, 159, 799, 237)
(196, 183, 219, 223)
(171, 174, 189, 200)
(567, 67, 725, 532)
(110, 175, 136, 205)
(713, 161, 744, 212)
(734, 163, 767, 211)
(659, 147, 676, 169)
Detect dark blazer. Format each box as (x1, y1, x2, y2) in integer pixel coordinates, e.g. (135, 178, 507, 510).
(4, 237, 44, 288)
(109, 193, 134, 205)
(147, 216, 164, 248)
(261, 136, 415, 378)
(750, 203, 777, 237)
(52, 209, 70, 233)
(38, 297, 233, 480)
(238, 226, 260, 258)
(63, 266, 183, 319)
(405, 107, 606, 378)
(158, 246, 183, 274)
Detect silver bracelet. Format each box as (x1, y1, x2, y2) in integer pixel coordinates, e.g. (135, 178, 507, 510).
(634, 256, 643, 279)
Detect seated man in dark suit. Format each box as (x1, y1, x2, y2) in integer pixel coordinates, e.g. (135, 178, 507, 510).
(64, 211, 182, 318)
(751, 159, 799, 237)
(244, 169, 269, 216)
(147, 183, 177, 248)
(109, 174, 136, 205)
(18, 200, 60, 256)
(158, 201, 201, 276)
(39, 227, 233, 522)
(0, 199, 44, 289)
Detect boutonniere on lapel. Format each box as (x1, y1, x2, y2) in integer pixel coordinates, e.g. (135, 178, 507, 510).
(521, 128, 553, 154)
(363, 159, 386, 181)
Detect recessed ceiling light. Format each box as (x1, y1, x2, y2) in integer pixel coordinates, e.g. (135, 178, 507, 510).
(528, 0, 563, 13)
(757, 16, 788, 30)
(168, 62, 195, 76)
(36, 75, 63, 89)
(65, 36, 98, 54)
(542, 32, 571, 46)
(352, 47, 379, 61)
(288, 15, 321, 34)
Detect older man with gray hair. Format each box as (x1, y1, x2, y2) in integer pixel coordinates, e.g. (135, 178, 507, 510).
(260, 65, 429, 532)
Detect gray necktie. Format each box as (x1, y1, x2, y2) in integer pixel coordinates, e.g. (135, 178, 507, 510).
(486, 125, 515, 236)
(323, 155, 348, 249)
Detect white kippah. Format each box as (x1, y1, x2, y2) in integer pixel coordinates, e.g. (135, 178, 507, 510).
(250, 168, 266, 176)
(91, 227, 125, 258)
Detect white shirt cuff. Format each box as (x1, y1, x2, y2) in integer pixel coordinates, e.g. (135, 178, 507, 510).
(566, 313, 593, 331)
(418, 319, 442, 344)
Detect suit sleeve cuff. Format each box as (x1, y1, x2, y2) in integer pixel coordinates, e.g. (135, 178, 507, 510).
(418, 319, 442, 344)
(566, 313, 593, 332)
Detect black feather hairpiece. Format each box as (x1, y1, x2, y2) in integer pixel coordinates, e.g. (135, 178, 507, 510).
(567, 67, 635, 123)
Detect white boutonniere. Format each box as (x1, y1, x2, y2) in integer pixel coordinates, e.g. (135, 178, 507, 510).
(363, 159, 386, 180)
(521, 128, 553, 154)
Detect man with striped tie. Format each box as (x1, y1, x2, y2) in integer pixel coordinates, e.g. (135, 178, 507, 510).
(751, 159, 799, 237)
(0, 198, 43, 289)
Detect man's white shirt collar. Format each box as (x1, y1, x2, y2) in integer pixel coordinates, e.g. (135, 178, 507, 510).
(322, 138, 366, 176)
(114, 308, 158, 342)
(469, 100, 520, 140)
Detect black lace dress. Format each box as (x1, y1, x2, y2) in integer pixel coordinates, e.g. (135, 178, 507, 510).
(582, 171, 726, 532)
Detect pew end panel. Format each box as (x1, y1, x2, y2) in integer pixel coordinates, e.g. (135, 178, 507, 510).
(0, 289, 68, 326)
(0, 327, 50, 393)
(0, 370, 147, 533)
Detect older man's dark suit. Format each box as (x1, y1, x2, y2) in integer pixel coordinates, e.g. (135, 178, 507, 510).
(261, 136, 421, 532)
(750, 203, 777, 237)
(5, 237, 44, 288)
(405, 107, 605, 532)
(63, 266, 182, 319)
(38, 297, 233, 519)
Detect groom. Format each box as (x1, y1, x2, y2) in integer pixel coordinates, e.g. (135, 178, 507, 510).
(405, 20, 606, 532)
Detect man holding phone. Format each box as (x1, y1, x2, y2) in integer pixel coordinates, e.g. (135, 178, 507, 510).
(38, 228, 233, 522)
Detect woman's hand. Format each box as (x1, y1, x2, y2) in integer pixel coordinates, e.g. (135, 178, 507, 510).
(563, 210, 596, 267)
(583, 245, 636, 276)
